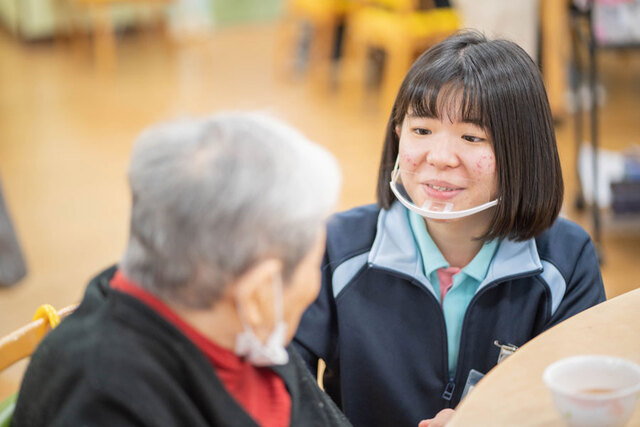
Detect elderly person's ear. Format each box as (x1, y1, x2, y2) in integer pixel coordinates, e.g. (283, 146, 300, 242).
(232, 258, 283, 342)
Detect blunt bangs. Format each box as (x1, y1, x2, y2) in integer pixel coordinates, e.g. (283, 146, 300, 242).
(399, 63, 487, 131)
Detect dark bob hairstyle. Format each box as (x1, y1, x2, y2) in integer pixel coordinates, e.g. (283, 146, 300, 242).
(377, 31, 563, 242)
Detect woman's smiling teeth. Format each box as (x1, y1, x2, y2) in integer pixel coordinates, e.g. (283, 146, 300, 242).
(427, 183, 457, 192)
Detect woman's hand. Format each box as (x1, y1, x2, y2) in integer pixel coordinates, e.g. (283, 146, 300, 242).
(418, 409, 455, 427)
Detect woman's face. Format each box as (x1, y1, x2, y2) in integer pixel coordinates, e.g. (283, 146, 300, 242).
(281, 229, 326, 342)
(396, 112, 498, 220)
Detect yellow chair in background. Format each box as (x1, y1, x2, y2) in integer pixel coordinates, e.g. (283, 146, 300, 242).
(64, 0, 173, 71)
(0, 304, 77, 427)
(342, 0, 460, 112)
(277, 0, 357, 90)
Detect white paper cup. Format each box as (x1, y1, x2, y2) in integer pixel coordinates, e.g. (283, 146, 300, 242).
(543, 355, 640, 427)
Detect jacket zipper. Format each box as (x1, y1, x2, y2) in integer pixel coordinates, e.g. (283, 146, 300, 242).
(372, 265, 543, 406)
(452, 270, 543, 389)
(370, 265, 453, 404)
(442, 377, 455, 403)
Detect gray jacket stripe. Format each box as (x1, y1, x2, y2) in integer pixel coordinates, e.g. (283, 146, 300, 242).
(477, 238, 542, 293)
(540, 260, 567, 316)
(333, 252, 370, 299)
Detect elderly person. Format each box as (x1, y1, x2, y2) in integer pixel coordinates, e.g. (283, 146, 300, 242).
(13, 112, 348, 427)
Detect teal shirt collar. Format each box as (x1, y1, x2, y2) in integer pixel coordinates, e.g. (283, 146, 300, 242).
(408, 210, 448, 277)
(408, 210, 498, 282)
(369, 202, 542, 300)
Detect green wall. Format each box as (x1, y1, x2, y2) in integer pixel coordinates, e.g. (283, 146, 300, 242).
(212, 0, 283, 26)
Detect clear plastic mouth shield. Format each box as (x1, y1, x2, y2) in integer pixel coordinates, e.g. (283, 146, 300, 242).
(389, 156, 498, 220)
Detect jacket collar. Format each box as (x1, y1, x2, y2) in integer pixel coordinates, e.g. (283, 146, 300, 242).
(368, 202, 542, 295)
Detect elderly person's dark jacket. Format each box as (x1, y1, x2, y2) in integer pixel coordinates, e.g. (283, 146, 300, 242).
(13, 267, 351, 427)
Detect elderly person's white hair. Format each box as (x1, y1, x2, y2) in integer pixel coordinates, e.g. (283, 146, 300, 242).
(120, 112, 341, 308)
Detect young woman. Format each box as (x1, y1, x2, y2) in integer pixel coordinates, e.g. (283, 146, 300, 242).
(294, 32, 605, 427)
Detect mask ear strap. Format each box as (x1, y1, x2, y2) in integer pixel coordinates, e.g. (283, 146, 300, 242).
(273, 274, 284, 325)
(389, 154, 401, 185)
(393, 154, 400, 173)
(234, 272, 290, 366)
(235, 273, 284, 333)
(234, 294, 251, 332)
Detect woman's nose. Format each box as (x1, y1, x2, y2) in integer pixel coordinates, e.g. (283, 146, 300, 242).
(425, 134, 460, 169)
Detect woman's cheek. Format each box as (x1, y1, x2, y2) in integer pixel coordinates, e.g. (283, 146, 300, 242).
(474, 154, 495, 175)
(400, 151, 421, 169)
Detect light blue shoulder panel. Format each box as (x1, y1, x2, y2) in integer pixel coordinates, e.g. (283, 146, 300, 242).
(478, 238, 542, 292)
(332, 252, 370, 299)
(539, 260, 567, 316)
(367, 202, 437, 298)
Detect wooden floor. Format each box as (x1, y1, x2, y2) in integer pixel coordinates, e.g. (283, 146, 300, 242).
(0, 22, 639, 400)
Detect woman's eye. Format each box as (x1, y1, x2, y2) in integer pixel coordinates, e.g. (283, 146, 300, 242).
(413, 128, 431, 136)
(462, 135, 484, 143)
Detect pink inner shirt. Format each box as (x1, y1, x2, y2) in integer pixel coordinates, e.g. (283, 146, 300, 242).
(437, 267, 461, 304)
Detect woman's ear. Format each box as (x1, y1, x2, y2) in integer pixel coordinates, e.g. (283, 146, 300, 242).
(395, 124, 401, 138)
(232, 259, 282, 341)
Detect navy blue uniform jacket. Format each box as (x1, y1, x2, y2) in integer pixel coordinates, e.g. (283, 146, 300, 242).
(294, 202, 605, 427)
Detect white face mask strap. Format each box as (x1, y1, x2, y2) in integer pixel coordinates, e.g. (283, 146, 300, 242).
(234, 271, 289, 366)
(235, 273, 284, 335)
(272, 274, 284, 326)
(392, 154, 400, 173)
(235, 293, 251, 332)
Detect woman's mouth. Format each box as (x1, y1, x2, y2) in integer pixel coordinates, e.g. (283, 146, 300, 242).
(426, 183, 458, 192)
(421, 181, 464, 200)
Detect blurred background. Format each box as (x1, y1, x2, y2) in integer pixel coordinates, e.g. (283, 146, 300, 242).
(1, 0, 639, 402)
